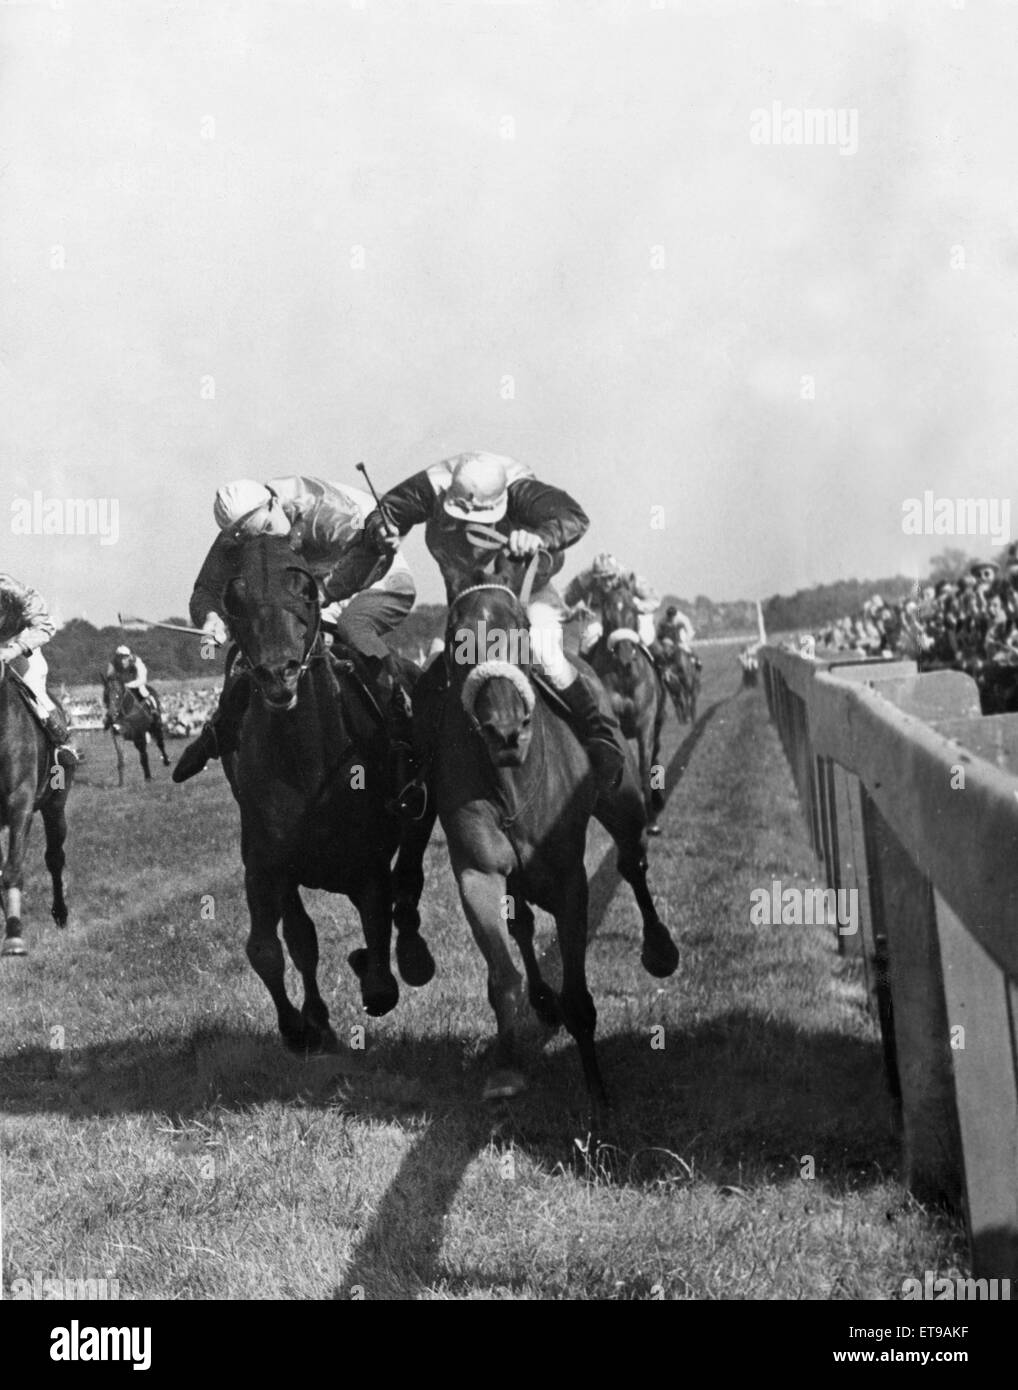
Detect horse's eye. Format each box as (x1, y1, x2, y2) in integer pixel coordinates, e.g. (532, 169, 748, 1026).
(521, 715, 532, 728)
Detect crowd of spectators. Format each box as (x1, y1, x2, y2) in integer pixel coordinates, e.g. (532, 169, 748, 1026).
(803, 546, 1018, 705)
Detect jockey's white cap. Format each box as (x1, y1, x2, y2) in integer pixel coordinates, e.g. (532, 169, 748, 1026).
(593, 551, 620, 576)
(443, 452, 511, 523)
(214, 480, 274, 534)
(115, 645, 131, 655)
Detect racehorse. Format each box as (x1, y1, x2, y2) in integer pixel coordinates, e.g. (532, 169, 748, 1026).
(215, 534, 435, 1052)
(101, 675, 171, 785)
(588, 585, 667, 835)
(0, 661, 73, 956)
(426, 569, 678, 1116)
(662, 645, 700, 724)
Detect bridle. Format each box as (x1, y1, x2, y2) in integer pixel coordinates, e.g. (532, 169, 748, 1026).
(225, 562, 324, 692)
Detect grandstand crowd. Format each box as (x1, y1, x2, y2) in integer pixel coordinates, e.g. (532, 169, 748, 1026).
(804, 546, 1018, 707)
(66, 686, 221, 736)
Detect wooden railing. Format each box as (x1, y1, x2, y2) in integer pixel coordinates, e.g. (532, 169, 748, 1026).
(760, 646, 1018, 1281)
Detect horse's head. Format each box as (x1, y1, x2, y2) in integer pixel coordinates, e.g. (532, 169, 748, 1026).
(448, 576, 537, 768)
(599, 584, 642, 671)
(221, 535, 320, 712)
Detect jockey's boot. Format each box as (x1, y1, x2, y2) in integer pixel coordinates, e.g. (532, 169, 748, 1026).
(39, 708, 80, 764)
(365, 653, 425, 818)
(559, 675, 625, 792)
(172, 677, 249, 783)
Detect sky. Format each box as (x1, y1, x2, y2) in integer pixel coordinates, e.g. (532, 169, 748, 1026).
(3, 0, 1018, 624)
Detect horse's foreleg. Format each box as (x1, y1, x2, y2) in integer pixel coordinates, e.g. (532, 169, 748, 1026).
(0, 793, 34, 956)
(41, 795, 69, 929)
(348, 869, 399, 1017)
(112, 731, 125, 788)
(554, 869, 607, 1119)
(391, 801, 437, 988)
(137, 736, 152, 781)
(456, 865, 526, 1099)
(637, 727, 660, 836)
(244, 866, 305, 1050)
(505, 876, 560, 1028)
(279, 885, 336, 1052)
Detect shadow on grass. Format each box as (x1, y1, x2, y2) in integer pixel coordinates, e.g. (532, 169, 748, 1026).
(0, 686, 907, 1296)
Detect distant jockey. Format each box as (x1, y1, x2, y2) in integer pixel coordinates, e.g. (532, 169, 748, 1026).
(173, 476, 417, 788)
(363, 451, 625, 791)
(105, 645, 156, 722)
(655, 604, 702, 671)
(564, 553, 660, 656)
(0, 573, 76, 757)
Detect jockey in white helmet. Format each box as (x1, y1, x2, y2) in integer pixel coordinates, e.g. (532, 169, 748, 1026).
(564, 552, 660, 655)
(173, 475, 417, 789)
(363, 451, 625, 790)
(0, 573, 76, 755)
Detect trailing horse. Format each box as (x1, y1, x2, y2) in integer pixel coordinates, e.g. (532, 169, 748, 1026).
(212, 534, 435, 1051)
(0, 662, 73, 956)
(588, 586, 667, 835)
(425, 573, 678, 1117)
(101, 675, 171, 785)
(662, 646, 700, 724)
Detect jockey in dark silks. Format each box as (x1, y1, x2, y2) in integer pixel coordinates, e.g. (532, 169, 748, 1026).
(363, 451, 624, 792)
(172, 476, 418, 788)
(0, 574, 76, 756)
(104, 645, 159, 726)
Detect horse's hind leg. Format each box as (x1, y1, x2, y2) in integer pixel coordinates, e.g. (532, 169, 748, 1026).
(41, 795, 69, 929)
(0, 794, 34, 956)
(280, 885, 337, 1053)
(505, 876, 560, 1028)
(244, 864, 307, 1050)
(391, 801, 437, 988)
(152, 719, 171, 767)
(554, 868, 607, 1119)
(594, 777, 678, 978)
(348, 869, 399, 1017)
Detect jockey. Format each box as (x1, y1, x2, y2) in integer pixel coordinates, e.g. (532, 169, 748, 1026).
(173, 476, 417, 786)
(655, 605, 702, 671)
(0, 573, 75, 755)
(106, 645, 155, 711)
(565, 552, 660, 658)
(363, 451, 625, 790)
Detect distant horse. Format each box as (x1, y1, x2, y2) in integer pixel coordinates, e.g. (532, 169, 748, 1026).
(0, 662, 73, 956)
(215, 534, 435, 1051)
(428, 573, 678, 1116)
(589, 586, 667, 835)
(662, 645, 700, 723)
(101, 675, 171, 785)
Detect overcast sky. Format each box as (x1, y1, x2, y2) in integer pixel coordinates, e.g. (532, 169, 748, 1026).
(3, 0, 1018, 622)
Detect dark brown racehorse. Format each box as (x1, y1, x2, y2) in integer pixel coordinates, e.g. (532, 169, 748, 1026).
(0, 663, 72, 956)
(426, 573, 678, 1116)
(589, 586, 667, 835)
(215, 535, 435, 1051)
(662, 646, 700, 724)
(101, 675, 171, 785)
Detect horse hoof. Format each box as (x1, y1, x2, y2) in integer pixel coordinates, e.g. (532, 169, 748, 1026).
(348, 949, 399, 1016)
(482, 1068, 527, 1101)
(641, 927, 679, 978)
(395, 933, 436, 988)
(1, 936, 27, 958)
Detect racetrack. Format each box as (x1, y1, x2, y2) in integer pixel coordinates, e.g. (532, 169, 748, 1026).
(0, 647, 966, 1299)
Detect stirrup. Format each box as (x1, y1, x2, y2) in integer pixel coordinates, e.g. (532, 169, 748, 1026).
(394, 778, 429, 821)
